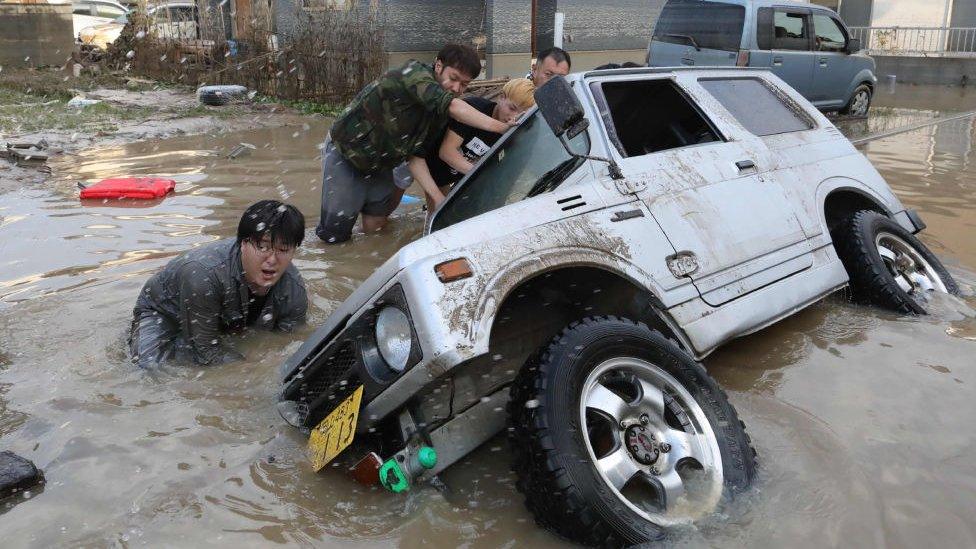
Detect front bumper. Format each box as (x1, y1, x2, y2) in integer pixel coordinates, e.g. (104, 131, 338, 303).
(279, 283, 423, 429)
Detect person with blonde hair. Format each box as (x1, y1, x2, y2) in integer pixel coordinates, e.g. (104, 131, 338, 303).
(403, 77, 536, 210)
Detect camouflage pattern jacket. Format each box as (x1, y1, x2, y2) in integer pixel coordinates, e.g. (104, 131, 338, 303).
(330, 60, 453, 174)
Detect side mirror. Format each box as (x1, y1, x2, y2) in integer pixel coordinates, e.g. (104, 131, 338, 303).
(846, 37, 861, 53)
(534, 76, 589, 139)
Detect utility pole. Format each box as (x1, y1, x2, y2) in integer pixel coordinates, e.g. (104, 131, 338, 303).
(531, 0, 538, 57)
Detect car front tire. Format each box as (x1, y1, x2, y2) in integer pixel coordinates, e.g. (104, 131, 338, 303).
(833, 210, 959, 314)
(507, 316, 756, 546)
(841, 83, 873, 117)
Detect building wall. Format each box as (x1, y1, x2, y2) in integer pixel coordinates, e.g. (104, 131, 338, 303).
(556, 0, 663, 52)
(839, 0, 874, 26)
(0, 2, 74, 67)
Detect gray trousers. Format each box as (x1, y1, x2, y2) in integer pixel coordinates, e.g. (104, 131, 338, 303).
(128, 311, 179, 369)
(315, 137, 412, 243)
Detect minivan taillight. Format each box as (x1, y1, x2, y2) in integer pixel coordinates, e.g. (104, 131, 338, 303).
(736, 50, 750, 67)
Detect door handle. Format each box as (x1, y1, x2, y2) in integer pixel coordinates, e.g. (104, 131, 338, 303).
(772, 56, 783, 66)
(736, 159, 756, 171)
(681, 57, 695, 66)
(819, 57, 828, 67)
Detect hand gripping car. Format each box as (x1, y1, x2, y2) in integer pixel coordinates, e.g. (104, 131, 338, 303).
(279, 70, 957, 545)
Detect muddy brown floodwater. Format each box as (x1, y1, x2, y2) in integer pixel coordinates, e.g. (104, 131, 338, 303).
(1, 86, 975, 547)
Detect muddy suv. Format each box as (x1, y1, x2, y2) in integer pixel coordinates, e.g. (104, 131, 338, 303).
(279, 68, 957, 545)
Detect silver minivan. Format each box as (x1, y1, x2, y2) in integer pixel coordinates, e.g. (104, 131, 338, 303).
(647, 0, 877, 116)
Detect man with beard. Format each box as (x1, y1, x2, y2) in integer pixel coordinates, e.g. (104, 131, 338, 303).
(316, 44, 516, 244)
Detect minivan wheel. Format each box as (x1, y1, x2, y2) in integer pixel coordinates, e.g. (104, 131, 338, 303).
(833, 210, 959, 314)
(507, 316, 756, 546)
(841, 84, 872, 117)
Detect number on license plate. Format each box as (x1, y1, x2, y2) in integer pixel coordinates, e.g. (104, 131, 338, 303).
(307, 385, 363, 472)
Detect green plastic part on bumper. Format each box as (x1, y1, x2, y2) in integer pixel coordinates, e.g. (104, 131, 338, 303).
(418, 446, 437, 469)
(379, 459, 408, 493)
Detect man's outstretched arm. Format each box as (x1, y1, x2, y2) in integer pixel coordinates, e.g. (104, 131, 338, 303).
(449, 98, 515, 134)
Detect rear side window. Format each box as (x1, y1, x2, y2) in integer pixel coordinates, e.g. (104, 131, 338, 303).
(699, 78, 814, 136)
(773, 11, 810, 51)
(653, 0, 746, 52)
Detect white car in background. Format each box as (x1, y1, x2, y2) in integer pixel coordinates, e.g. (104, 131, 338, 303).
(72, 0, 128, 40)
(78, 2, 200, 50)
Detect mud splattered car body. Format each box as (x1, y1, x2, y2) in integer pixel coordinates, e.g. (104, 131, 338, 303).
(279, 67, 951, 544)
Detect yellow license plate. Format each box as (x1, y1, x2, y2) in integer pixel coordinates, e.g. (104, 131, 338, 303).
(307, 385, 363, 472)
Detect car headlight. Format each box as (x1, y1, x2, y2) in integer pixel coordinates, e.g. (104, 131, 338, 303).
(375, 306, 412, 372)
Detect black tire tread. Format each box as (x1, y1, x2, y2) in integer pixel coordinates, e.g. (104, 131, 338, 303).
(507, 315, 756, 547)
(833, 210, 958, 314)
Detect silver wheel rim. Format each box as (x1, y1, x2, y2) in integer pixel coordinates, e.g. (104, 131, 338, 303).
(850, 90, 870, 116)
(579, 357, 724, 527)
(875, 231, 948, 298)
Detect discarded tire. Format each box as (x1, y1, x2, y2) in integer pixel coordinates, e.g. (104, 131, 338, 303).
(197, 85, 248, 106)
(507, 316, 756, 546)
(0, 451, 44, 500)
(833, 210, 959, 314)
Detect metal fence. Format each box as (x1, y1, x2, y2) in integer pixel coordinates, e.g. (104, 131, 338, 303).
(848, 27, 976, 57)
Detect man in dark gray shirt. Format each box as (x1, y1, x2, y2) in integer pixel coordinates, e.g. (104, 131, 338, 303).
(129, 200, 308, 368)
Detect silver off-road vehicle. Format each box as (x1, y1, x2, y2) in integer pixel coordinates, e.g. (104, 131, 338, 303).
(279, 68, 957, 545)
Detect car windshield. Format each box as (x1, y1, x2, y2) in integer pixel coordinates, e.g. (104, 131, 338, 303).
(430, 110, 591, 232)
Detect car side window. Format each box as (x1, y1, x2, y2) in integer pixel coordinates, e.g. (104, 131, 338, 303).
(73, 4, 92, 15)
(773, 11, 810, 51)
(699, 78, 814, 137)
(94, 3, 125, 18)
(596, 79, 721, 158)
(813, 14, 847, 52)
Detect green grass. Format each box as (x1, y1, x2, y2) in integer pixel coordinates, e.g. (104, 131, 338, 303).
(254, 95, 342, 117)
(0, 88, 154, 134)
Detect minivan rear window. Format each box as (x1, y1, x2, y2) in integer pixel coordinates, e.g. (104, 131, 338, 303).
(699, 78, 814, 136)
(653, 0, 746, 52)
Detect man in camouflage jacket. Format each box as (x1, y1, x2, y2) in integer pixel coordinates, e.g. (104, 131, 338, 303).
(316, 43, 515, 244)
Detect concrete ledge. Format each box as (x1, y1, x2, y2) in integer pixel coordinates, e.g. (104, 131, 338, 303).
(874, 55, 976, 87)
(0, 4, 74, 67)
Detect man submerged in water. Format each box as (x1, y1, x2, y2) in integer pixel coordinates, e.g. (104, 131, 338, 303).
(129, 200, 308, 368)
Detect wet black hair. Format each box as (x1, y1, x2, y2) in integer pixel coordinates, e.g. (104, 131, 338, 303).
(436, 43, 482, 79)
(237, 200, 305, 249)
(536, 46, 572, 69)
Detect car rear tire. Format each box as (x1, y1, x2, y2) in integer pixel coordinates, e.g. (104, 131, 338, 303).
(507, 316, 756, 546)
(841, 84, 872, 117)
(833, 210, 959, 314)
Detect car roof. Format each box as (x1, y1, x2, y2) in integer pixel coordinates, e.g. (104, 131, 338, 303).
(681, 0, 825, 9)
(579, 66, 770, 79)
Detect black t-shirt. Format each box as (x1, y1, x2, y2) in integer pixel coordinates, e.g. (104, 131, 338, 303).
(426, 96, 499, 188)
(246, 291, 269, 326)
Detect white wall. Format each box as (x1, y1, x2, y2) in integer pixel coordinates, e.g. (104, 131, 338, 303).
(870, 0, 950, 27)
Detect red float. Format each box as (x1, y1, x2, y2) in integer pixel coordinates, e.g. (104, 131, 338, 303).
(79, 177, 176, 200)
